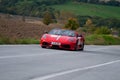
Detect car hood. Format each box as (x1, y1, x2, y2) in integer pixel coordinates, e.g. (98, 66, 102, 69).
(46, 34, 75, 43)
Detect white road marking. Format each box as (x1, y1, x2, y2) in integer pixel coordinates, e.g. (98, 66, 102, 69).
(0, 54, 41, 59)
(0, 52, 59, 59)
(31, 59, 120, 80)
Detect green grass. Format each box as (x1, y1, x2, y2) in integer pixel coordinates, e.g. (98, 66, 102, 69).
(0, 37, 39, 44)
(51, 2, 120, 19)
(1, 35, 120, 45)
(85, 34, 120, 45)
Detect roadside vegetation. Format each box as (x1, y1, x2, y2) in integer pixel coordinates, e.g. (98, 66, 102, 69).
(0, 0, 120, 45)
(85, 35, 120, 45)
(0, 15, 120, 45)
(0, 37, 39, 44)
(0, 16, 62, 44)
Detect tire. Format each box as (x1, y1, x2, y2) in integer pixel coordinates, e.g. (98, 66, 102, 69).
(41, 46, 46, 48)
(74, 40, 78, 51)
(79, 43, 84, 51)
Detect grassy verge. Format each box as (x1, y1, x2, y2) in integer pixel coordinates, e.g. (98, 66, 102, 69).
(51, 2, 120, 19)
(0, 35, 120, 45)
(85, 34, 120, 45)
(0, 37, 39, 44)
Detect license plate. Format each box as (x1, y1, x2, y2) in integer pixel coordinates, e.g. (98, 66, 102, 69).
(51, 42, 61, 45)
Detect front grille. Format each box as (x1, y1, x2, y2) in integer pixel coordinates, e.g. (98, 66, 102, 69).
(42, 42, 49, 46)
(52, 45, 59, 49)
(61, 44, 70, 49)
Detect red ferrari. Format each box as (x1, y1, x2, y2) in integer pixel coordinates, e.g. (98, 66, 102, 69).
(40, 29, 85, 51)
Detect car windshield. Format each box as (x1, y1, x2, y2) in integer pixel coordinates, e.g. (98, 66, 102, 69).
(49, 29, 76, 37)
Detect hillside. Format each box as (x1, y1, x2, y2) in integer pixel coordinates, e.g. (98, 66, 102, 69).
(0, 0, 119, 18)
(0, 0, 120, 44)
(0, 15, 63, 44)
(0, 14, 120, 45)
(100, 0, 120, 2)
(0, 0, 68, 17)
(51, 2, 120, 19)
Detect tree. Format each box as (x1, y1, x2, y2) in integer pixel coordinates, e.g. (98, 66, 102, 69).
(84, 18, 95, 28)
(90, 0, 99, 3)
(43, 11, 53, 25)
(65, 18, 79, 30)
(106, 0, 120, 6)
(85, 18, 93, 26)
(0, 0, 61, 17)
(118, 28, 120, 37)
(73, 0, 88, 3)
(84, 18, 96, 34)
(56, 11, 75, 24)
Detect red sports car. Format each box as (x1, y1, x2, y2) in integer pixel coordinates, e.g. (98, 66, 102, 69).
(40, 29, 85, 51)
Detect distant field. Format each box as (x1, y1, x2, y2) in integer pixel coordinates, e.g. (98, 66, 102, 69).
(51, 2, 120, 19)
(85, 34, 120, 45)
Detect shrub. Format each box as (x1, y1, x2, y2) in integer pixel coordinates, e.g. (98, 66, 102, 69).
(64, 18, 79, 30)
(118, 28, 120, 37)
(43, 11, 53, 25)
(85, 34, 120, 45)
(94, 27, 111, 34)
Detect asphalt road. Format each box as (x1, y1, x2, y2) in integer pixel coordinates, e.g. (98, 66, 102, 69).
(0, 45, 120, 80)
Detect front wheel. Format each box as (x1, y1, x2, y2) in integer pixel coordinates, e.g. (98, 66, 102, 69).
(41, 46, 46, 48)
(74, 40, 78, 51)
(79, 43, 84, 51)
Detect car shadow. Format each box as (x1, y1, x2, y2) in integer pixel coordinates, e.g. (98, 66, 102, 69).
(40, 46, 120, 57)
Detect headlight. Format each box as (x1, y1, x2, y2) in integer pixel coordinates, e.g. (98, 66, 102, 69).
(68, 38, 75, 42)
